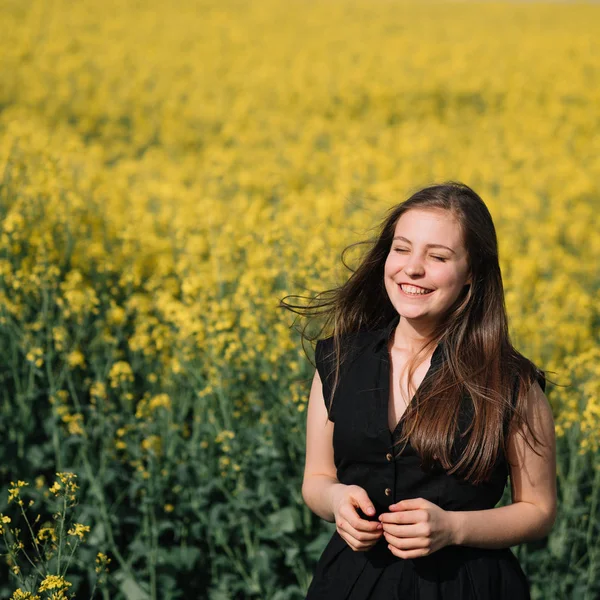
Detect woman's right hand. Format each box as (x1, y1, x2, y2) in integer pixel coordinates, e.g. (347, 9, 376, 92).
(330, 484, 384, 552)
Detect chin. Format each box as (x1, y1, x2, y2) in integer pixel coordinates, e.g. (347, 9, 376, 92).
(399, 311, 428, 321)
(393, 303, 425, 317)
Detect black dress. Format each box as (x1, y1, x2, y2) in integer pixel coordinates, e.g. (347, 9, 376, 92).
(306, 313, 545, 600)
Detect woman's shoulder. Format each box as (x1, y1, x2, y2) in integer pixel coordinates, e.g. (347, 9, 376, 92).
(314, 330, 381, 422)
(508, 355, 547, 401)
(315, 328, 382, 378)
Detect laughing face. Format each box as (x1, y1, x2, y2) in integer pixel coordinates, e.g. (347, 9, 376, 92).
(384, 208, 472, 328)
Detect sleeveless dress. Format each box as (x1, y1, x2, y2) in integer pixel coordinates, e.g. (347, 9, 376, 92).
(306, 313, 545, 600)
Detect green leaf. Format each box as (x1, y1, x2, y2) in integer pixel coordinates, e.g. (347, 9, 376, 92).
(266, 507, 296, 534)
(113, 570, 150, 600)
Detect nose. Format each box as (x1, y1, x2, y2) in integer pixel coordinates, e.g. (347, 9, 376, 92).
(404, 254, 425, 277)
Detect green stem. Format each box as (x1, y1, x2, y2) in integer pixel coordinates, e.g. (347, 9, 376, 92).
(18, 502, 43, 564)
(57, 494, 67, 572)
(56, 365, 136, 582)
(61, 538, 80, 578)
(78, 448, 137, 582)
(13, 539, 45, 580)
(215, 538, 260, 595)
(2, 529, 29, 586)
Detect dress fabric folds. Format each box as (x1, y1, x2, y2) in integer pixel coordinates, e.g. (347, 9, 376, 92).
(306, 313, 544, 600)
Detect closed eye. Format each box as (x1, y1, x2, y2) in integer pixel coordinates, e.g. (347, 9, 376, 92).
(393, 248, 448, 261)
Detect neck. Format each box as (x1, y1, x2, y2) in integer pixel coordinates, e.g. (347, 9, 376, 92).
(390, 316, 437, 355)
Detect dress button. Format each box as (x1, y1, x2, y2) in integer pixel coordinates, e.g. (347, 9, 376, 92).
(384, 487, 392, 496)
(385, 453, 393, 462)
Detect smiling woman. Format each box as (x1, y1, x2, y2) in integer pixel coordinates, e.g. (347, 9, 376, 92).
(385, 209, 471, 326)
(281, 181, 556, 599)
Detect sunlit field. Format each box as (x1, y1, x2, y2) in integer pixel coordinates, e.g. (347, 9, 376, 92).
(0, 0, 599, 598)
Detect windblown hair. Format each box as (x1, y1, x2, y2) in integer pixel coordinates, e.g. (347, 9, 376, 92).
(280, 181, 548, 484)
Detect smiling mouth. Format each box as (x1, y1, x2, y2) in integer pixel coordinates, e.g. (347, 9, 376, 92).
(399, 283, 434, 296)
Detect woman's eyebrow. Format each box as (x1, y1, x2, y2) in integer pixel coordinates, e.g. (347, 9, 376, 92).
(392, 236, 456, 255)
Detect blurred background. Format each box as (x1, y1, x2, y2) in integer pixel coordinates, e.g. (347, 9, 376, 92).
(0, 0, 598, 598)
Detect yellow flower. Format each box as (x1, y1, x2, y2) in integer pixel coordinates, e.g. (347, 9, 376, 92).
(149, 393, 171, 411)
(95, 551, 111, 575)
(57, 472, 78, 487)
(66, 349, 86, 368)
(50, 472, 79, 503)
(141, 435, 162, 455)
(25, 347, 43, 363)
(67, 523, 90, 540)
(11, 590, 40, 600)
(38, 574, 72, 592)
(52, 326, 68, 351)
(62, 412, 85, 436)
(38, 526, 57, 543)
(90, 381, 107, 402)
(107, 303, 126, 326)
(108, 361, 135, 388)
(215, 430, 235, 444)
(8, 480, 28, 503)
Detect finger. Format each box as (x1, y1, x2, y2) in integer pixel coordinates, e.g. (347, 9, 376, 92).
(357, 499, 377, 518)
(342, 508, 383, 533)
(338, 518, 384, 543)
(388, 497, 431, 511)
(384, 533, 431, 552)
(387, 544, 430, 559)
(381, 523, 424, 538)
(349, 487, 377, 519)
(339, 526, 382, 551)
(379, 509, 426, 525)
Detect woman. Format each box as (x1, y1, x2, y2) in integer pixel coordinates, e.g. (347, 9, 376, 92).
(300, 182, 557, 599)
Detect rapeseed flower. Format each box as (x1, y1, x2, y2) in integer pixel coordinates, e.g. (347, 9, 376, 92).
(11, 590, 40, 600)
(67, 523, 90, 540)
(38, 574, 71, 592)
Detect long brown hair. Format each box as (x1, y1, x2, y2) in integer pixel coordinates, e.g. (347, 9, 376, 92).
(281, 181, 548, 484)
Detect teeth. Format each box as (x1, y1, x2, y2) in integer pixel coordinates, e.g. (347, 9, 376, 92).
(400, 284, 433, 295)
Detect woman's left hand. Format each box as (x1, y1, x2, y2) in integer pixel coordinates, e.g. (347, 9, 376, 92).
(378, 497, 457, 559)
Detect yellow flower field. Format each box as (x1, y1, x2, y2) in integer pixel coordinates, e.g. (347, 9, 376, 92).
(0, 0, 598, 598)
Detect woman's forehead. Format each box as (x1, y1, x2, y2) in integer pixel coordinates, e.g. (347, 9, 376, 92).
(394, 208, 464, 245)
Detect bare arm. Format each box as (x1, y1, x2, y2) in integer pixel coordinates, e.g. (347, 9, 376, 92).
(450, 381, 557, 548)
(301, 368, 345, 523)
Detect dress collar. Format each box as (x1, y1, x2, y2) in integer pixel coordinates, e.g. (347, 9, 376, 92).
(371, 312, 401, 353)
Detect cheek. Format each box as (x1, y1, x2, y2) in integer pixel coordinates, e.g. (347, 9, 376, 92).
(385, 253, 404, 272)
(384, 255, 396, 275)
(432, 266, 464, 289)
